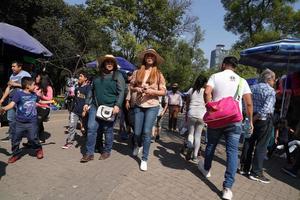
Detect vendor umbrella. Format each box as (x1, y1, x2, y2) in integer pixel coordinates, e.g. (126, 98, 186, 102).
(239, 38, 300, 117)
(86, 56, 136, 72)
(239, 38, 300, 71)
(0, 22, 53, 57)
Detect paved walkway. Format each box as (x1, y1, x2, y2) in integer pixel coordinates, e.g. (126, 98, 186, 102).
(0, 110, 299, 200)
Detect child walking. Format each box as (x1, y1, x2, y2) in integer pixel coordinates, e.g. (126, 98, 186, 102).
(0, 77, 50, 163)
(62, 71, 91, 149)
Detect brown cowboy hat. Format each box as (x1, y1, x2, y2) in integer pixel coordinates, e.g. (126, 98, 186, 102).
(138, 48, 164, 65)
(96, 54, 118, 68)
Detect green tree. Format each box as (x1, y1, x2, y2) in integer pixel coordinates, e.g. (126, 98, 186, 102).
(86, 0, 198, 61)
(0, 0, 65, 34)
(222, 0, 299, 45)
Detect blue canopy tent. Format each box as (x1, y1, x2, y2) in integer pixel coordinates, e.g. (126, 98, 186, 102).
(86, 57, 136, 72)
(240, 38, 300, 71)
(0, 22, 53, 58)
(246, 78, 258, 86)
(239, 38, 300, 117)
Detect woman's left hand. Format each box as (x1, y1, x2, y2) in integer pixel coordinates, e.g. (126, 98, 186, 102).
(113, 105, 120, 114)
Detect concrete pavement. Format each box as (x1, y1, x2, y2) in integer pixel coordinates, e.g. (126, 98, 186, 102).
(0, 110, 299, 200)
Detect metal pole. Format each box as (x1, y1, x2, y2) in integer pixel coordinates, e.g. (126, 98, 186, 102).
(280, 53, 291, 118)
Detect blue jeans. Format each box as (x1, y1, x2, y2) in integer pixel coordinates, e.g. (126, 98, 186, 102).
(12, 120, 41, 156)
(7, 108, 16, 138)
(204, 122, 242, 189)
(134, 106, 159, 161)
(86, 105, 115, 156)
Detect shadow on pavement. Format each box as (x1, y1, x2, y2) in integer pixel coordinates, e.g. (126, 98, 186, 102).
(0, 160, 8, 181)
(0, 146, 11, 156)
(74, 134, 86, 155)
(264, 157, 300, 190)
(113, 134, 141, 166)
(154, 138, 223, 199)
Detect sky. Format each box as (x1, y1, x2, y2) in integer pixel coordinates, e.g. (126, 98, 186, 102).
(65, 0, 300, 64)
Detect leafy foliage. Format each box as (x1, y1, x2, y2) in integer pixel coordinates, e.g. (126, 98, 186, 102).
(0, 0, 208, 93)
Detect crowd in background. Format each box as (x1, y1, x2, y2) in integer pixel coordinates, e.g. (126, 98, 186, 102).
(0, 51, 300, 200)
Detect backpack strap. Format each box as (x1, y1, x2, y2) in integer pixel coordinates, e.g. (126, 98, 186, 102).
(234, 78, 244, 101)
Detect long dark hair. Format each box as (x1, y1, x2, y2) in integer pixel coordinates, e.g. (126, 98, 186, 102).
(35, 72, 53, 94)
(192, 75, 207, 94)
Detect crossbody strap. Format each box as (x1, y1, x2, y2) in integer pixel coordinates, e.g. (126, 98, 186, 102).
(93, 85, 99, 107)
(233, 78, 244, 101)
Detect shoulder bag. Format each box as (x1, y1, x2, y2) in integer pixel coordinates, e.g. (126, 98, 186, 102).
(203, 78, 243, 128)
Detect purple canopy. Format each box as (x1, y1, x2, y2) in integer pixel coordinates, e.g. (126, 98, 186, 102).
(0, 23, 53, 57)
(86, 57, 136, 72)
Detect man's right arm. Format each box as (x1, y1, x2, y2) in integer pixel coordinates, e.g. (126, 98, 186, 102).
(0, 86, 11, 105)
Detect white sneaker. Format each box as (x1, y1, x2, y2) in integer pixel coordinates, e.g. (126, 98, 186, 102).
(276, 145, 284, 150)
(197, 161, 211, 178)
(132, 146, 141, 156)
(140, 160, 147, 171)
(222, 188, 233, 200)
(289, 144, 297, 153)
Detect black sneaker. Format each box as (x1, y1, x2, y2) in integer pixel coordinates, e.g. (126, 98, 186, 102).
(281, 167, 297, 178)
(22, 142, 32, 148)
(155, 135, 160, 142)
(249, 173, 270, 183)
(185, 147, 193, 161)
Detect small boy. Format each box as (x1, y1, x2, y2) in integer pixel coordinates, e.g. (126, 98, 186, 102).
(62, 71, 91, 149)
(0, 77, 50, 163)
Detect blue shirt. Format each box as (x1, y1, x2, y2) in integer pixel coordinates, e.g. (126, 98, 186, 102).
(251, 83, 276, 119)
(12, 90, 39, 122)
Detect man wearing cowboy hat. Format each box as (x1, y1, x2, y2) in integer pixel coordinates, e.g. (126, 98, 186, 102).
(81, 54, 125, 162)
(167, 82, 183, 132)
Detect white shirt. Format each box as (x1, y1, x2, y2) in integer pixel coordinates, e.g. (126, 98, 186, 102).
(187, 88, 206, 118)
(10, 70, 31, 83)
(167, 91, 182, 107)
(207, 69, 251, 112)
(9, 70, 31, 97)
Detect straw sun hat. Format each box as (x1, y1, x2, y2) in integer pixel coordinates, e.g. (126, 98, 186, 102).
(96, 54, 118, 67)
(138, 48, 164, 65)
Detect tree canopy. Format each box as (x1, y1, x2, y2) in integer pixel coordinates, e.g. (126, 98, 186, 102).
(1, 0, 209, 92)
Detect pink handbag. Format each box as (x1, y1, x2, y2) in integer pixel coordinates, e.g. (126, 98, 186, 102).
(203, 79, 243, 128)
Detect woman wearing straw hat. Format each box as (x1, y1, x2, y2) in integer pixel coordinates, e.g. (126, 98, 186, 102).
(80, 55, 125, 162)
(130, 49, 167, 171)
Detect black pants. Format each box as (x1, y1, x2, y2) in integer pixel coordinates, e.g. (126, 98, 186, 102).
(240, 118, 273, 175)
(37, 107, 50, 141)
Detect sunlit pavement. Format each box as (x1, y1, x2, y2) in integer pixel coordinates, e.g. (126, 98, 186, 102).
(0, 110, 299, 200)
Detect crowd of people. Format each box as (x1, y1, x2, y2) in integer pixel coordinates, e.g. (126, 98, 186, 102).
(0, 51, 300, 200)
